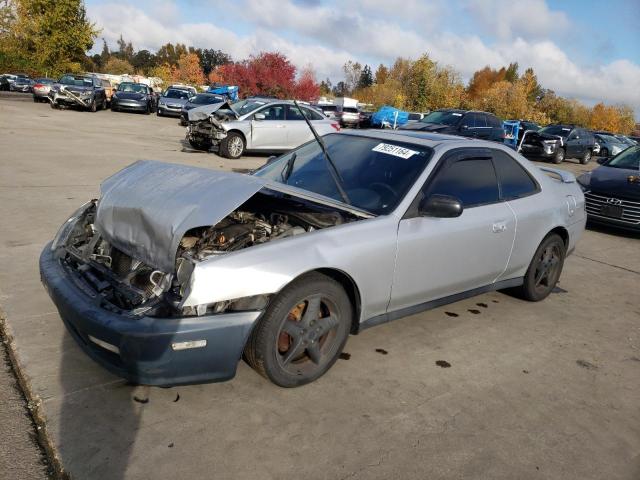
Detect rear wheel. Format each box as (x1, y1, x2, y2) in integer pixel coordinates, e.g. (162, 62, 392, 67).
(245, 272, 352, 387)
(517, 233, 566, 302)
(552, 147, 565, 164)
(219, 131, 245, 159)
(600, 147, 608, 158)
(580, 149, 592, 165)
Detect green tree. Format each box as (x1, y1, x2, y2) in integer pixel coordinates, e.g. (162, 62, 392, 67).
(103, 56, 133, 74)
(198, 48, 231, 76)
(132, 49, 156, 74)
(11, 0, 98, 74)
(99, 38, 110, 67)
(374, 63, 388, 84)
(357, 64, 373, 89)
(505, 62, 519, 83)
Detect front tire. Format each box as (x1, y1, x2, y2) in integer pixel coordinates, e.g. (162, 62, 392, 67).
(517, 233, 566, 302)
(552, 147, 565, 164)
(580, 149, 592, 165)
(245, 272, 352, 387)
(89, 98, 97, 112)
(219, 131, 245, 159)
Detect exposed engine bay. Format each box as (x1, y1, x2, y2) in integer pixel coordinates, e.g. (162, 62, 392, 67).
(186, 104, 238, 145)
(56, 192, 354, 317)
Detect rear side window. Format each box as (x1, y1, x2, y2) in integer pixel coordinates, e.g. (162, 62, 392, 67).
(492, 151, 539, 200)
(425, 158, 499, 208)
(474, 114, 487, 128)
(343, 107, 359, 113)
(487, 115, 502, 128)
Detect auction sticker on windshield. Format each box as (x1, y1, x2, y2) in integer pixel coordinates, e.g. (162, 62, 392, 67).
(372, 143, 419, 159)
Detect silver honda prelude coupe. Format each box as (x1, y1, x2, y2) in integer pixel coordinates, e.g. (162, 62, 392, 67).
(40, 130, 586, 387)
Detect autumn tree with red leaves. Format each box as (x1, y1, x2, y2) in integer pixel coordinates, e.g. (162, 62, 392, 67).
(219, 51, 319, 100)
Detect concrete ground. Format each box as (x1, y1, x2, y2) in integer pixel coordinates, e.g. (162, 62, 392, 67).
(0, 92, 639, 480)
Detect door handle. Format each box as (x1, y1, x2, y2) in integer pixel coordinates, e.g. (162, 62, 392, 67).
(492, 222, 507, 233)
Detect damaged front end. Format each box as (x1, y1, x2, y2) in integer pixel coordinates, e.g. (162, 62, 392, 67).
(185, 102, 237, 148)
(48, 85, 93, 108)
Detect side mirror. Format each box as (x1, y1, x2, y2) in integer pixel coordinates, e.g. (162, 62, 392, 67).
(254, 113, 266, 121)
(419, 194, 463, 218)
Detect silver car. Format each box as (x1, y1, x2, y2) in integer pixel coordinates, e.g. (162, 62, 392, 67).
(40, 130, 585, 387)
(186, 97, 341, 158)
(594, 133, 628, 157)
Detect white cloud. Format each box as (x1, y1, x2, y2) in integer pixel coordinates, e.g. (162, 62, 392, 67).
(88, 0, 640, 113)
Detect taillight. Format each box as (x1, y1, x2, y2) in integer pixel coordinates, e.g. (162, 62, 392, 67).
(330, 122, 341, 132)
(34, 84, 43, 89)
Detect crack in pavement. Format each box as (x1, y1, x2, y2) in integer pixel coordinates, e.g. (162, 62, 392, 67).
(574, 254, 640, 276)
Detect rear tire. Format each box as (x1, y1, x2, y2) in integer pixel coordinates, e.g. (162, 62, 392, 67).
(600, 147, 608, 158)
(244, 272, 352, 387)
(552, 147, 565, 164)
(219, 131, 245, 159)
(517, 233, 566, 302)
(580, 149, 592, 165)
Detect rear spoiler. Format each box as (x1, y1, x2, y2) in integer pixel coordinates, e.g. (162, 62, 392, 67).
(538, 166, 576, 183)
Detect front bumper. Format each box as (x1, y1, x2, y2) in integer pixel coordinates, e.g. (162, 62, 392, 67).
(520, 144, 556, 159)
(158, 105, 183, 117)
(39, 244, 262, 385)
(112, 99, 148, 111)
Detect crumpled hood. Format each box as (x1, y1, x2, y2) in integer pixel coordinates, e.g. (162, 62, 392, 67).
(95, 160, 264, 273)
(56, 84, 93, 95)
(187, 101, 236, 122)
(589, 165, 640, 200)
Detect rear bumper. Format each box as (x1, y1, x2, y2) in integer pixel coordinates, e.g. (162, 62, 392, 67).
(39, 244, 262, 385)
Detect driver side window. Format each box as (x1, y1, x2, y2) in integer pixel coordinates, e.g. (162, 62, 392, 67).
(256, 105, 285, 121)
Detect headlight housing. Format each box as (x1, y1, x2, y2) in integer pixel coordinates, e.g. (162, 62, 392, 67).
(51, 201, 94, 251)
(611, 145, 622, 155)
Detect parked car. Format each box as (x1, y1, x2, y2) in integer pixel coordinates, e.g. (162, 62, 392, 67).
(358, 111, 374, 128)
(186, 98, 340, 158)
(10, 77, 34, 92)
(335, 106, 360, 128)
(399, 109, 505, 142)
(613, 134, 637, 147)
(32, 78, 55, 102)
(180, 93, 225, 126)
(313, 103, 338, 120)
(508, 120, 540, 144)
(0, 75, 11, 91)
(593, 133, 627, 158)
(167, 84, 197, 97)
(520, 125, 596, 164)
(578, 145, 640, 231)
(40, 130, 585, 387)
(110, 82, 157, 114)
(49, 74, 107, 111)
(157, 88, 192, 117)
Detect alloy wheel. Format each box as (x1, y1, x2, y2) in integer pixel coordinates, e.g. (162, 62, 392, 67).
(533, 244, 562, 295)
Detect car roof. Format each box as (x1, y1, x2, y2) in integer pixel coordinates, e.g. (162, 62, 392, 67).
(338, 129, 496, 149)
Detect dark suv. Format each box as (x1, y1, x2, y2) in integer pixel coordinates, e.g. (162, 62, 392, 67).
(399, 109, 504, 142)
(520, 124, 596, 164)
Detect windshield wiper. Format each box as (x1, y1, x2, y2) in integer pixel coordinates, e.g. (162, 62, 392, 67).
(281, 152, 297, 182)
(293, 100, 351, 205)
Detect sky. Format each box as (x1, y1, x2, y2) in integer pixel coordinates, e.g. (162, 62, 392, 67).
(85, 0, 640, 116)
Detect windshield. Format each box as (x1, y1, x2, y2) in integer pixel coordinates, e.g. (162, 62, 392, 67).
(539, 125, 572, 138)
(35, 78, 53, 84)
(191, 94, 223, 105)
(254, 134, 433, 215)
(596, 134, 617, 143)
(320, 105, 337, 112)
(616, 135, 635, 146)
(606, 145, 640, 170)
(164, 89, 190, 99)
(59, 75, 93, 87)
(118, 83, 147, 93)
(231, 99, 267, 115)
(420, 111, 463, 126)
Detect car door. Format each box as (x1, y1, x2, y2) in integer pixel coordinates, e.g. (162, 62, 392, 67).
(458, 113, 475, 138)
(565, 129, 582, 158)
(250, 104, 288, 149)
(284, 105, 315, 148)
(389, 148, 516, 312)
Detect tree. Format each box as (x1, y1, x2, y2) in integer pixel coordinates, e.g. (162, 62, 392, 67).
(520, 67, 542, 101)
(319, 78, 332, 96)
(374, 64, 388, 84)
(103, 56, 133, 74)
(505, 62, 519, 83)
(358, 64, 373, 89)
(0, 0, 16, 35)
(294, 67, 320, 101)
(331, 81, 347, 97)
(466, 65, 506, 100)
(342, 60, 362, 93)
(99, 38, 110, 67)
(115, 35, 134, 62)
(219, 52, 297, 98)
(198, 48, 231, 76)
(132, 49, 156, 74)
(173, 52, 204, 85)
(10, 0, 98, 74)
